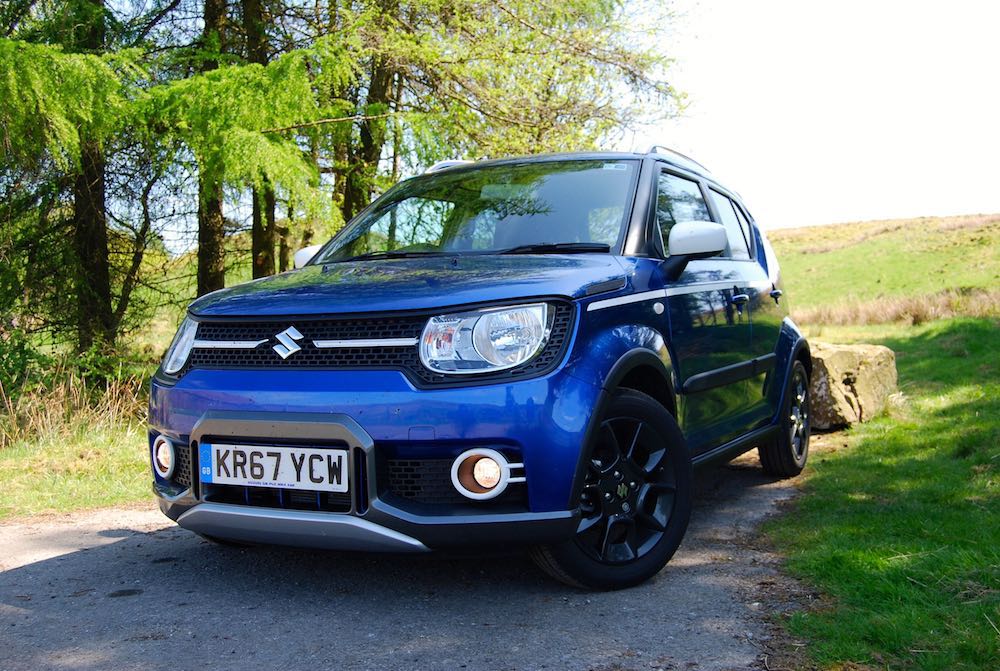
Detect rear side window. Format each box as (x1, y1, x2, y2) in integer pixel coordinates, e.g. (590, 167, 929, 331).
(655, 172, 712, 254)
(707, 190, 751, 260)
(731, 201, 754, 257)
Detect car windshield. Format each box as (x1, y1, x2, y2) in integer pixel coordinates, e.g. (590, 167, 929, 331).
(313, 159, 639, 263)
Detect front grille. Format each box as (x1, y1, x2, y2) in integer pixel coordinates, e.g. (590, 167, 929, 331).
(183, 302, 574, 387)
(387, 459, 465, 505)
(202, 484, 352, 512)
(172, 442, 193, 489)
(386, 458, 528, 507)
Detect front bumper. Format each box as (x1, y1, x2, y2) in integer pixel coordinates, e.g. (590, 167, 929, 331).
(174, 503, 433, 552)
(151, 370, 594, 550)
(162, 496, 579, 552)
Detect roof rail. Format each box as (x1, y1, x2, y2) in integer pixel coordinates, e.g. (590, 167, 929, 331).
(645, 145, 711, 172)
(425, 159, 473, 174)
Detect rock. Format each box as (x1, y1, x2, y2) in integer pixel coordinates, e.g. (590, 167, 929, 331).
(809, 342, 897, 429)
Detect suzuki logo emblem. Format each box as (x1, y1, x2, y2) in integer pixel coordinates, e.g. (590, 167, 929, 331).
(272, 326, 304, 359)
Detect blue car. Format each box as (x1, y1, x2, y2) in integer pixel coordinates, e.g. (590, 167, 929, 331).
(150, 148, 811, 589)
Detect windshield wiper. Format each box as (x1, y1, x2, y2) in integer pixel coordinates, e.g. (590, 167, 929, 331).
(497, 242, 611, 255)
(336, 250, 451, 262)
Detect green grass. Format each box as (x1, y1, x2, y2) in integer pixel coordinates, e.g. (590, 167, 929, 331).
(0, 371, 150, 520)
(0, 423, 148, 519)
(766, 215, 1000, 669)
(768, 318, 999, 669)
(769, 214, 1000, 312)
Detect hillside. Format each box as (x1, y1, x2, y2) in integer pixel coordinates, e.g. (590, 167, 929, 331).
(768, 214, 1000, 325)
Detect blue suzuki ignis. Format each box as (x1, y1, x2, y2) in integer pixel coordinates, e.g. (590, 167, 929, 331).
(150, 149, 811, 589)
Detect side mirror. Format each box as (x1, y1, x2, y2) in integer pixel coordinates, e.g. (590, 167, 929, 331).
(293, 244, 323, 269)
(661, 221, 727, 280)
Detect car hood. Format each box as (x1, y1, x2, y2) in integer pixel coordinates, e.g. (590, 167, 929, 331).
(188, 254, 626, 317)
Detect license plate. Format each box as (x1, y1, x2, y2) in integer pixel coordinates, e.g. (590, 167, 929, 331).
(199, 443, 349, 493)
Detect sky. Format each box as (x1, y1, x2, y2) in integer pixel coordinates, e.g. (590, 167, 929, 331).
(621, 0, 1000, 229)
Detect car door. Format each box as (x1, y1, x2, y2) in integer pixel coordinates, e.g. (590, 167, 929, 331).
(653, 169, 757, 454)
(736, 205, 788, 427)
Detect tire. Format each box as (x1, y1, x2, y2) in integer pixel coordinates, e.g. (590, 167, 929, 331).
(531, 389, 693, 590)
(759, 359, 811, 477)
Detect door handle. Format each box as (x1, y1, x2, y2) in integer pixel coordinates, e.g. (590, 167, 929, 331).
(769, 289, 783, 304)
(731, 293, 750, 306)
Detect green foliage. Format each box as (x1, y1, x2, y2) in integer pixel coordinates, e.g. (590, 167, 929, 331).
(139, 36, 360, 220)
(3, 1, 682, 349)
(0, 328, 50, 397)
(0, 37, 129, 168)
(381, 0, 679, 162)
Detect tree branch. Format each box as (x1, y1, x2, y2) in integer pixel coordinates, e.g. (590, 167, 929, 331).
(130, 0, 183, 46)
(260, 112, 396, 134)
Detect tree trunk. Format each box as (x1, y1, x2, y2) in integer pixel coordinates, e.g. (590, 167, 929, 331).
(197, 0, 228, 295)
(278, 224, 290, 272)
(341, 56, 393, 221)
(242, 0, 267, 63)
(251, 183, 276, 278)
(387, 70, 403, 250)
(244, 0, 277, 278)
(201, 0, 226, 70)
(73, 140, 113, 350)
(70, 0, 113, 351)
(197, 175, 226, 296)
(278, 199, 295, 272)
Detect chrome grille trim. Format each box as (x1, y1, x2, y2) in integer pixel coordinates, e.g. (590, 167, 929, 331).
(192, 339, 268, 349)
(313, 337, 419, 348)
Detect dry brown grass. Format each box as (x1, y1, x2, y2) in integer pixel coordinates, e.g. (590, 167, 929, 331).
(770, 214, 1000, 254)
(0, 371, 146, 451)
(793, 287, 1000, 327)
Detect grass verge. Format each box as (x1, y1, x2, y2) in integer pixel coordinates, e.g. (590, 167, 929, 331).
(767, 317, 1000, 670)
(0, 375, 149, 520)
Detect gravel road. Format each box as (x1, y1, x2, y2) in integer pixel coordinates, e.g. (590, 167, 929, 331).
(0, 453, 813, 671)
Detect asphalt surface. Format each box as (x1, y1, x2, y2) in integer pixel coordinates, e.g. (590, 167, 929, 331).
(0, 455, 805, 671)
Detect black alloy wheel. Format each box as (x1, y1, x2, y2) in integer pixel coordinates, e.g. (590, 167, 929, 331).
(531, 389, 693, 590)
(759, 359, 811, 477)
(575, 414, 678, 564)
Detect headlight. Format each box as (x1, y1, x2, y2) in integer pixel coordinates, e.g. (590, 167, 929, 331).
(420, 303, 550, 374)
(161, 316, 198, 375)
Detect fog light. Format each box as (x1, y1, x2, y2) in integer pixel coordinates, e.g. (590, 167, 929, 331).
(153, 435, 175, 479)
(450, 448, 525, 501)
(473, 458, 502, 489)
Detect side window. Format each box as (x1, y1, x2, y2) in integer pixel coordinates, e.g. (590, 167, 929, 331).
(731, 201, 754, 257)
(707, 190, 751, 260)
(655, 172, 712, 254)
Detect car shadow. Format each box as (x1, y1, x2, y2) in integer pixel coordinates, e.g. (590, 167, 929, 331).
(0, 458, 793, 671)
